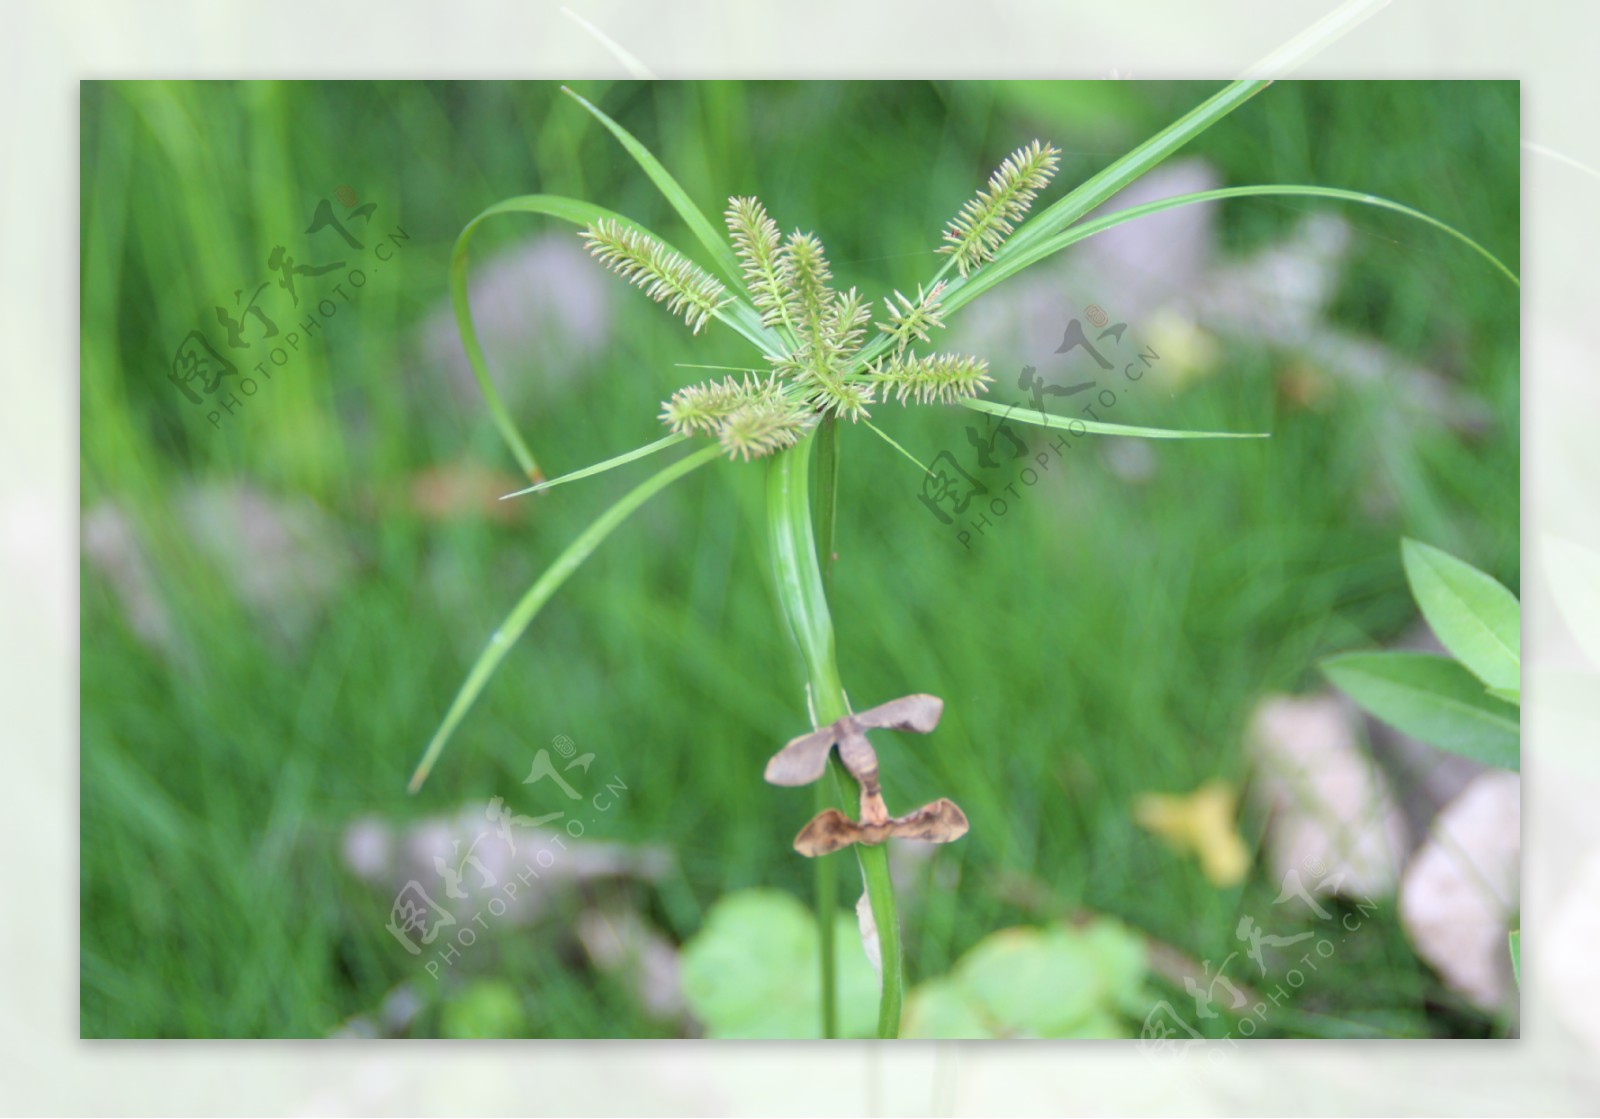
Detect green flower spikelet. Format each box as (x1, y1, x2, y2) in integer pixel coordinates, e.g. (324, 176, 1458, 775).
(583, 141, 1064, 460)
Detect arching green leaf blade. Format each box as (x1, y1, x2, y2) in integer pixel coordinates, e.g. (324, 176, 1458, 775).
(409, 444, 723, 792)
(960, 396, 1268, 440)
(501, 433, 686, 499)
(562, 85, 745, 290)
(943, 184, 1519, 318)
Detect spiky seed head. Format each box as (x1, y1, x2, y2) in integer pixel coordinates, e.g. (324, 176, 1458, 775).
(603, 181, 1023, 459)
(824, 287, 870, 360)
(660, 372, 784, 436)
(772, 286, 874, 422)
(725, 196, 796, 331)
(808, 379, 875, 423)
(581, 218, 729, 333)
(877, 282, 947, 352)
(867, 353, 993, 405)
(660, 374, 816, 460)
(780, 232, 834, 338)
(716, 396, 816, 460)
(937, 140, 1061, 277)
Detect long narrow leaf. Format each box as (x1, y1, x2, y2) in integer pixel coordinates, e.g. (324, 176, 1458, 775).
(501, 433, 686, 499)
(409, 444, 723, 792)
(562, 86, 745, 289)
(959, 396, 1268, 440)
(997, 80, 1271, 266)
(943, 184, 1519, 316)
(845, 81, 1268, 376)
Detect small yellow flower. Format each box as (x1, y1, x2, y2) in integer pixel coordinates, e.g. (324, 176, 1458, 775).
(1143, 309, 1220, 392)
(1134, 780, 1251, 888)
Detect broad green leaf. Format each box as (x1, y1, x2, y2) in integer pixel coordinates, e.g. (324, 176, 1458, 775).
(1322, 651, 1520, 770)
(1509, 930, 1520, 986)
(902, 918, 1152, 1039)
(408, 444, 722, 791)
(901, 979, 995, 1039)
(1488, 686, 1521, 706)
(957, 927, 1103, 1036)
(680, 889, 879, 1039)
(960, 396, 1268, 440)
(1403, 538, 1521, 693)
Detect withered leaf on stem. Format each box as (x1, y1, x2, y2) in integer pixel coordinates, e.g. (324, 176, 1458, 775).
(765, 693, 964, 858)
(793, 798, 969, 858)
(764, 694, 944, 787)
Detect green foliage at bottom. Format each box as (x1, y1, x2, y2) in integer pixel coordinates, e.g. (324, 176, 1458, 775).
(903, 917, 1152, 1039)
(682, 889, 1153, 1040)
(681, 889, 880, 1038)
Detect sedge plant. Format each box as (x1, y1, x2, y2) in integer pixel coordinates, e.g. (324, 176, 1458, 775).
(408, 80, 1518, 1038)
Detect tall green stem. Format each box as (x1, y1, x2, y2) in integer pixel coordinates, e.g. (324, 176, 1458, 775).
(767, 431, 904, 1039)
(811, 417, 841, 1038)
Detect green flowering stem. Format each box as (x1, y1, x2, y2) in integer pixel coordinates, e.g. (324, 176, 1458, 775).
(767, 431, 904, 1039)
(811, 416, 841, 1038)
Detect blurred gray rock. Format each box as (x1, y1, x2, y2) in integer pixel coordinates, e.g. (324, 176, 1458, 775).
(1399, 770, 1520, 1013)
(574, 904, 685, 1021)
(417, 232, 612, 409)
(343, 803, 673, 928)
(344, 802, 684, 1026)
(1248, 691, 1410, 903)
(81, 483, 355, 652)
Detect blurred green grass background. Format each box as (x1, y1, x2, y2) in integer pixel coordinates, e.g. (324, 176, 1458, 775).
(80, 80, 1518, 1038)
